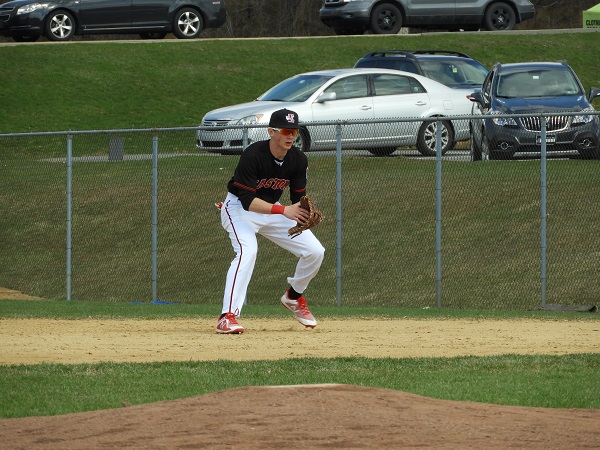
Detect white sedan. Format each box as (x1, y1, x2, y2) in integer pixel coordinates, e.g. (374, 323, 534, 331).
(196, 68, 473, 156)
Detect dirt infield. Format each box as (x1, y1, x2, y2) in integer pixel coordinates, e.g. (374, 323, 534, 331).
(1, 288, 599, 449)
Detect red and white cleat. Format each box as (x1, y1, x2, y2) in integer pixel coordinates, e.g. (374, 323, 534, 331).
(280, 290, 317, 328)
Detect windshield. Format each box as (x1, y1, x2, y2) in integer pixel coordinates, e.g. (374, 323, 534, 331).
(257, 75, 333, 102)
(496, 67, 582, 98)
(419, 60, 488, 88)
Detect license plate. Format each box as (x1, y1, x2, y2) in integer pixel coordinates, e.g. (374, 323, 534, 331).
(537, 135, 556, 144)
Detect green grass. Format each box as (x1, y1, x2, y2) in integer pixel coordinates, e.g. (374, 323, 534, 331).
(2, 298, 598, 319)
(1, 354, 598, 418)
(1, 32, 599, 133)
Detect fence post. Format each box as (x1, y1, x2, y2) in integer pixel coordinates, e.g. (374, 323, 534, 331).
(540, 117, 548, 307)
(435, 120, 443, 308)
(242, 128, 248, 150)
(152, 135, 159, 302)
(66, 134, 73, 301)
(335, 123, 343, 307)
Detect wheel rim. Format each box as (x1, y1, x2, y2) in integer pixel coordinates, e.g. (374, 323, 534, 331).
(294, 133, 305, 151)
(376, 9, 398, 32)
(178, 12, 200, 37)
(50, 14, 73, 39)
(424, 123, 449, 152)
(490, 8, 511, 30)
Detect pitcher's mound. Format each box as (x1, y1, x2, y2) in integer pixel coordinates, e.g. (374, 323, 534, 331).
(1, 384, 599, 449)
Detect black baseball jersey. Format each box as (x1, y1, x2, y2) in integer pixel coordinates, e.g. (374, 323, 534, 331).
(227, 140, 308, 211)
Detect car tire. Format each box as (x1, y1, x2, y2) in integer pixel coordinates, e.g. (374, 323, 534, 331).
(173, 8, 203, 39)
(295, 128, 311, 152)
(139, 32, 167, 39)
(471, 126, 483, 161)
(483, 2, 516, 31)
(368, 147, 397, 156)
(12, 35, 39, 42)
(416, 120, 453, 157)
(45, 10, 76, 41)
(481, 136, 492, 160)
(369, 3, 403, 34)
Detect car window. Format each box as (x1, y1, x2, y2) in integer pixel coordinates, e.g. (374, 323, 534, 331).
(258, 75, 333, 102)
(323, 75, 369, 100)
(496, 68, 582, 98)
(371, 74, 425, 96)
(481, 70, 494, 104)
(355, 59, 420, 74)
(419, 60, 488, 87)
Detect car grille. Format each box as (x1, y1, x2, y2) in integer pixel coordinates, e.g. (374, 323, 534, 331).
(520, 116, 569, 132)
(0, 6, 14, 24)
(200, 140, 244, 148)
(202, 120, 232, 128)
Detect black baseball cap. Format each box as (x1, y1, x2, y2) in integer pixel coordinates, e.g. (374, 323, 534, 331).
(268, 109, 299, 129)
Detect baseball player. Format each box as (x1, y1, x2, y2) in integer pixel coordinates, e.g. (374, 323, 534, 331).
(217, 108, 325, 334)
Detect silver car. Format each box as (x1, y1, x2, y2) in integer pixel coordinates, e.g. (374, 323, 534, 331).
(196, 68, 473, 157)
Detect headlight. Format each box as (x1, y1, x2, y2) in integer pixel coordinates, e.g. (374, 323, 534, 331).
(490, 110, 518, 127)
(236, 115, 264, 126)
(572, 108, 596, 126)
(17, 3, 50, 14)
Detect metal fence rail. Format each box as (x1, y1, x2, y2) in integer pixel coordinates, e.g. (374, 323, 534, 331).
(1, 113, 599, 310)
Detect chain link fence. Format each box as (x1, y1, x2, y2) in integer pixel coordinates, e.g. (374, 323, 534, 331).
(1, 114, 599, 310)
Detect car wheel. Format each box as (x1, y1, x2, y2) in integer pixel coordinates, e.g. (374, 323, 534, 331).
(416, 120, 453, 157)
(483, 2, 516, 31)
(295, 128, 311, 152)
(173, 8, 203, 39)
(139, 32, 167, 40)
(12, 35, 40, 42)
(368, 147, 397, 157)
(471, 125, 483, 161)
(481, 136, 491, 160)
(45, 10, 76, 41)
(369, 3, 402, 34)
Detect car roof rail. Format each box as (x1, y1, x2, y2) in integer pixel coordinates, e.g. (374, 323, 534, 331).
(410, 50, 472, 58)
(361, 50, 418, 60)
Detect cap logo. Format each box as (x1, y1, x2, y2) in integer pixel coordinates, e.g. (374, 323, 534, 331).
(286, 114, 296, 124)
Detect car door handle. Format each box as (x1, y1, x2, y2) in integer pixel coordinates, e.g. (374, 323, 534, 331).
(359, 105, 372, 110)
(415, 101, 428, 106)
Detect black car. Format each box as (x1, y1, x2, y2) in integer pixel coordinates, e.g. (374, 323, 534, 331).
(354, 50, 488, 91)
(0, 0, 226, 42)
(469, 62, 600, 160)
(319, 0, 535, 35)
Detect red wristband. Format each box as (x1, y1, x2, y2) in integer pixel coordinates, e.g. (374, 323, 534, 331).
(271, 204, 285, 215)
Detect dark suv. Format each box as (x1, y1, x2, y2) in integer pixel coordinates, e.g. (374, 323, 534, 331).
(354, 50, 488, 91)
(319, 0, 535, 35)
(0, 0, 226, 42)
(469, 61, 600, 160)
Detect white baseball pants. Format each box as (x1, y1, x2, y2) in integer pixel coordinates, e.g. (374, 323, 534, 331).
(220, 193, 325, 316)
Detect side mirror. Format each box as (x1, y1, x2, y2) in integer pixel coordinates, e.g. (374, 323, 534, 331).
(469, 91, 484, 105)
(588, 87, 600, 102)
(316, 92, 336, 103)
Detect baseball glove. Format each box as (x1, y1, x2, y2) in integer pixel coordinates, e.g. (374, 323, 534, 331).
(288, 196, 323, 238)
